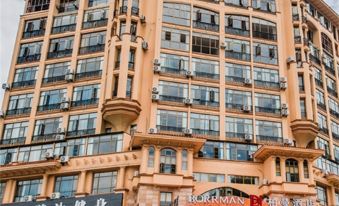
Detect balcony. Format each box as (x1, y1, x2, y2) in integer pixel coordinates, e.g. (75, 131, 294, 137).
(128, 62, 135, 70)
(79, 44, 105, 55)
(43, 75, 66, 84)
(192, 99, 219, 107)
(224, 0, 248, 7)
(157, 125, 184, 133)
(330, 109, 339, 118)
(37, 103, 61, 112)
(17, 54, 41, 64)
(192, 129, 219, 137)
(316, 156, 339, 176)
(71, 98, 99, 107)
(51, 24, 76, 34)
(327, 87, 338, 97)
(193, 21, 219, 32)
(26, 3, 50, 13)
(57, 1, 79, 13)
(292, 14, 300, 21)
(32, 133, 60, 143)
(317, 102, 326, 111)
(256, 135, 283, 144)
(309, 54, 321, 65)
(254, 80, 280, 89)
(226, 103, 251, 111)
(333, 133, 339, 140)
(160, 163, 176, 174)
(47, 49, 72, 59)
(294, 36, 302, 44)
(290, 119, 318, 147)
(226, 132, 250, 140)
(225, 27, 249, 36)
(225, 76, 245, 84)
(253, 31, 277, 41)
(193, 71, 219, 80)
(119, 6, 128, 15)
(12, 80, 36, 89)
(160, 67, 187, 76)
(0, 137, 26, 146)
(255, 106, 281, 115)
(75, 70, 102, 80)
(131, 7, 139, 16)
(225, 51, 250, 61)
(315, 79, 323, 88)
(159, 95, 185, 103)
(22, 29, 45, 39)
(6, 108, 31, 116)
(67, 129, 95, 137)
(324, 64, 335, 76)
(319, 127, 329, 135)
(83, 19, 108, 29)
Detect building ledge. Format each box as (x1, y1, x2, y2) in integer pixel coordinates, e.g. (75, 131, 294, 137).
(260, 182, 316, 196)
(253, 145, 323, 161)
(132, 133, 206, 152)
(0, 160, 61, 178)
(137, 173, 193, 188)
(326, 173, 339, 187)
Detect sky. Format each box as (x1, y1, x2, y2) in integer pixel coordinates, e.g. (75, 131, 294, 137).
(0, 0, 338, 108)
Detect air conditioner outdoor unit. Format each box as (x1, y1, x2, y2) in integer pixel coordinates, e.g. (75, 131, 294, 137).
(183, 128, 193, 135)
(244, 134, 252, 141)
(287, 56, 296, 64)
(152, 87, 159, 94)
(220, 42, 226, 49)
(51, 192, 61, 199)
(281, 108, 289, 117)
(44, 151, 55, 159)
(184, 98, 193, 105)
(280, 77, 287, 82)
(153, 58, 160, 66)
(280, 82, 287, 90)
(140, 15, 146, 23)
(244, 78, 252, 85)
(248, 154, 253, 160)
(2, 83, 10, 90)
(56, 127, 65, 134)
(60, 102, 70, 111)
(283, 139, 294, 146)
(281, 103, 288, 109)
(242, 105, 251, 112)
(60, 155, 69, 164)
(24, 195, 34, 202)
(65, 73, 74, 82)
(0, 111, 4, 118)
(142, 41, 149, 50)
(149, 128, 158, 134)
(185, 71, 193, 77)
(153, 65, 161, 73)
(55, 134, 65, 140)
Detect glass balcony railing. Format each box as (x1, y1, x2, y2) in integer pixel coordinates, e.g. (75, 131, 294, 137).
(79, 44, 105, 55)
(75, 70, 102, 80)
(193, 21, 219, 32)
(6, 108, 31, 116)
(37, 103, 61, 112)
(225, 76, 245, 84)
(43, 75, 66, 84)
(12, 80, 36, 88)
(83, 19, 108, 29)
(159, 95, 185, 103)
(17, 54, 41, 64)
(225, 26, 250, 36)
(22, 29, 45, 39)
(192, 99, 219, 107)
(71, 98, 99, 107)
(0, 137, 26, 145)
(253, 31, 277, 41)
(255, 106, 281, 115)
(316, 156, 339, 176)
(192, 129, 219, 136)
(47, 49, 73, 59)
(226, 132, 250, 139)
(256, 135, 283, 143)
(156, 125, 185, 133)
(67, 129, 95, 137)
(160, 67, 187, 76)
(254, 80, 280, 89)
(226, 103, 251, 111)
(193, 71, 220, 80)
(51, 24, 76, 34)
(225, 51, 250, 61)
(32, 133, 60, 143)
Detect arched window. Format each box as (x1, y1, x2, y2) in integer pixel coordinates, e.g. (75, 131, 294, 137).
(182, 149, 188, 171)
(303, 160, 309, 178)
(148, 146, 155, 168)
(160, 148, 176, 174)
(201, 187, 249, 198)
(275, 157, 281, 176)
(286, 159, 299, 182)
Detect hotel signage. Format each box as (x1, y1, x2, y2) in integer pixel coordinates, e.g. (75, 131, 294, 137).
(2, 193, 123, 206)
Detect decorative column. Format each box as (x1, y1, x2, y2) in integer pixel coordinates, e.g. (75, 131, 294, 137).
(75, 171, 88, 197)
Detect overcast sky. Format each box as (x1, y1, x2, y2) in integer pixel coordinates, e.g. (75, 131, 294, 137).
(0, 0, 338, 108)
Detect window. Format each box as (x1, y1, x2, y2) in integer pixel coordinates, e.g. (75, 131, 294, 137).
(300, 99, 307, 119)
(316, 185, 328, 206)
(119, 21, 126, 36)
(58, 0, 78, 13)
(329, 98, 339, 117)
(192, 33, 219, 55)
(331, 121, 339, 139)
(226, 143, 257, 161)
(303, 160, 309, 178)
(182, 149, 188, 170)
(224, 38, 250, 61)
(87, 134, 123, 155)
(126, 76, 133, 98)
(252, 0, 276, 12)
(12, 67, 37, 88)
(256, 120, 282, 142)
(276, 157, 281, 176)
(255, 93, 281, 114)
(190, 113, 219, 136)
(18, 144, 53, 163)
(322, 52, 335, 74)
(23, 18, 46, 38)
(26, 0, 50, 13)
(160, 192, 172, 206)
(317, 138, 330, 158)
(68, 113, 97, 136)
(192, 58, 219, 79)
(33, 117, 62, 139)
(253, 67, 279, 89)
(326, 77, 337, 97)
(54, 175, 78, 198)
(160, 149, 176, 174)
(76, 57, 103, 79)
(7, 94, 33, 116)
(225, 15, 249, 36)
(38, 89, 66, 111)
(194, 173, 225, 183)
(321, 33, 333, 55)
(317, 113, 328, 134)
(47, 36, 74, 59)
(224, 0, 249, 7)
(162, 3, 190, 26)
(65, 138, 86, 157)
(161, 27, 190, 51)
(131, 0, 139, 15)
(156, 110, 187, 132)
(314, 68, 323, 87)
(72, 84, 100, 107)
(52, 14, 77, 34)
(298, 74, 304, 92)
(228, 175, 259, 185)
(158, 81, 188, 102)
(43, 62, 70, 83)
(225, 63, 251, 83)
(17, 42, 42, 64)
(130, 21, 137, 39)
(193, 7, 219, 31)
(191, 85, 219, 107)
(88, 0, 108, 7)
(316, 90, 325, 108)
(0, 148, 18, 165)
(253, 43, 278, 65)
(14, 179, 42, 202)
(148, 146, 155, 167)
(286, 159, 299, 182)
(225, 89, 252, 110)
(160, 53, 189, 74)
(80, 32, 106, 54)
(252, 18, 277, 41)
(225, 117, 253, 139)
(2, 122, 28, 145)
(83, 8, 108, 29)
(0, 182, 5, 203)
(92, 171, 117, 194)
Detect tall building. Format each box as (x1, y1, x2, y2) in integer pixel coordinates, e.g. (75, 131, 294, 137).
(0, 0, 338, 205)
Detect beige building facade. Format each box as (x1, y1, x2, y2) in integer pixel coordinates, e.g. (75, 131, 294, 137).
(0, 0, 338, 205)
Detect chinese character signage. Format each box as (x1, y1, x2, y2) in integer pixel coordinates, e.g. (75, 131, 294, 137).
(2, 193, 123, 206)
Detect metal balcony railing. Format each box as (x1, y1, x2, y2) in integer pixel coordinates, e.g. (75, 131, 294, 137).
(332, 133, 339, 140)
(225, 103, 251, 111)
(316, 156, 339, 176)
(319, 127, 329, 135)
(43, 75, 66, 84)
(159, 95, 185, 103)
(6, 108, 31, 116)
(315, 79, 323, 88)
(294, 36, 302, 44)
(160, 67, 187, 75)
(0, 137, 26, 145)
(292, 14, 300, 21)
(192, 99, 219, 107)
(17, 54, 41, 64)
(83, 19, 108, 29)
(255, 106, 281, 115)
(52, 24, 76, 34)
(226, 132, 250, 139)
(309, 54, 321, 65)
(32, 133, 59, 143)
(254, 80, 280, 89)
(327, 87, 338, 98)
(71, 98, 99, 107)
(317, 103, 327, 111)
(67, 129, 95, 137)
(47, 49, 73, 59)
(75, 70, 102, 80)
(225, 76, 245, 83)
(119, 6, 128, 15)
(156, 125, 184, 133)
(192, 129, 219, 136)
(324, 64, 335, 76)
(26, 3, 49, 13)
(329, 109, 339, 118)
(225, 51, 251, 61)
(37, 103, 61, 112)
(22, 29, 45, 39)
(12, 80, 36, 88)
(79, 44, 105, 55)
(160, 163, 176, 174)
(131, 7, 139, 16)
(256, 135, 283, 143)
(194, 71, 220, 79)
(193, 21, 219, 32)
(253, 31, 277, 41)
(225, 26, 250, 36)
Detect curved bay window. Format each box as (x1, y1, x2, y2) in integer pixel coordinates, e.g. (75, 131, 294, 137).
(160, 148, 176, 174)
(201, 187, 249, 198)
(148, 146, 155, 168)
(286, 159, 299, 182)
